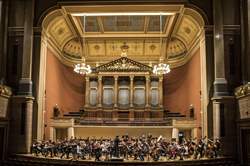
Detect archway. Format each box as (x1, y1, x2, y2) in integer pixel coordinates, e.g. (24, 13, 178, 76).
(36, 4, 209, 141)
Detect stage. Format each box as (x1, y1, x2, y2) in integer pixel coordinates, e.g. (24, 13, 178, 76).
(1, 154, 238, 166)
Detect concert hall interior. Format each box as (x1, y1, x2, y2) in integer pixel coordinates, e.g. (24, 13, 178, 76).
(0, 0, 249, 165)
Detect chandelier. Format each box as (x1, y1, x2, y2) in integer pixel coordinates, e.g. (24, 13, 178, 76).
(153, 13, 171, 75)
(74, 59, 92, 75)
(74, 15, 92, 75)
(153, 58, 170, 75)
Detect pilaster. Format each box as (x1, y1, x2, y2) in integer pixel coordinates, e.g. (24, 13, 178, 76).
(158, 76, 163, 107)
(68, 127, 74, 139)
(18, 0, 34, 96)
(172, 128, 179, 141)
(9, 96, 34, 153)
(84, 76, 90, 107)
(129, 76, 134, 107)
(114, 76, 118, 108)
(213, 0, 228, 97)
(145, 75, 150, 108)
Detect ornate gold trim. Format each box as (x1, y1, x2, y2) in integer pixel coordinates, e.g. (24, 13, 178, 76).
(235, 83, 250, 98)
(0, 84, 12, 97)
(94, 57, 152, 72)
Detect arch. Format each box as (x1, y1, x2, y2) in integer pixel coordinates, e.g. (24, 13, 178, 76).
(34, 3, 210, 140)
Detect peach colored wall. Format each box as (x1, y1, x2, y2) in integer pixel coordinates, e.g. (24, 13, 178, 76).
(45, 49, 84, 139)
(163, 48, 201, 124)
(44, 48, 201, 138)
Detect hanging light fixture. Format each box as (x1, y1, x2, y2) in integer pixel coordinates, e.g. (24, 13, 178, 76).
(153, 58, 170, 74)
(153, 13, 171, 75)
(74, 15, 92, 75)
(74, 58, 92, 75)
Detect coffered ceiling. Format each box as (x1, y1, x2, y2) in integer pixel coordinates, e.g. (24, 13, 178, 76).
(42, 5, 204, 68)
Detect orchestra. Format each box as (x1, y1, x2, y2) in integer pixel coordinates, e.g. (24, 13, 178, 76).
(31, 134, 222, 161)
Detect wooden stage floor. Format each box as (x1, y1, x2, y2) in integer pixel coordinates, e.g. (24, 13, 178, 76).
(0, 154, 239, 166)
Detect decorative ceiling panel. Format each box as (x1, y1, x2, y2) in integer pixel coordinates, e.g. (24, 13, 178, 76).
(144, 40, 163, 56)
(63, 38, 82, 59)
(147, 15, 168, 32)
(87, 40, 106, 56)
(102, 16, 145, 31)
(44, 6, 204, 68)
(175, 15, 200, 48)
(48, 16, 73, 47)
(105, 40, 144, 57)
(167, 38, 186, 59)
(81, 16, 100, 32)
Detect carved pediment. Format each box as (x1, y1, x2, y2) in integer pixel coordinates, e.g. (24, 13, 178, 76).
(94, 57, 152, 72)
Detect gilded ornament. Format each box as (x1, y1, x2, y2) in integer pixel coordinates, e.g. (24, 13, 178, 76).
(0, 84, 12, 96)
(235, 83, 250, 98)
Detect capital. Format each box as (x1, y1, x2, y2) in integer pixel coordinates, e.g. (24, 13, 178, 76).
(146, 76, 150, 81)
(114, 76, 118, 81)
(85, 76, 90, 81)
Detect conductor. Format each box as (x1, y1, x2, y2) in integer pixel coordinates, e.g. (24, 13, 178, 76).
(114, 136, 120, 158)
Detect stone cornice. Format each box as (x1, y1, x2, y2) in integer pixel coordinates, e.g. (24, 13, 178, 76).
(235, 82, 250, 99)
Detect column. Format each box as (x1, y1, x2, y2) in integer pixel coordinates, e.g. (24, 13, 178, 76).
(145, 75, 150, 107)
(240, 0, 250, 83)
(192, 128, 198, 138)
(36, 35, 47, 140)
(213, 101, 221, 140)
(68, 127, 74, 139)
(213, 0, 228, 97)
(49, 127, 56, 141)
(199, 32, 208, 138)
(84, 76, 90, 107)
(25, 99, 34, 153)
(98, 76, 102, 107)
(129, 76, 134, 107)
(158, 76, 163, 107)
(172, 128, 179, 141)
(18, 0, 34, 96)
(114, 76, 118, 107)
(7, 0, 34, 154)
(0, 0, 8, 81)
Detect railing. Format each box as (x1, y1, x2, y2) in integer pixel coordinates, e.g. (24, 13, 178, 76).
(76, 110, 172, 126)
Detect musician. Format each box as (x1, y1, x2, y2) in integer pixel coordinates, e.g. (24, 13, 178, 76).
(94, 141, 102, 161)
(214, 138, 221, 158)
